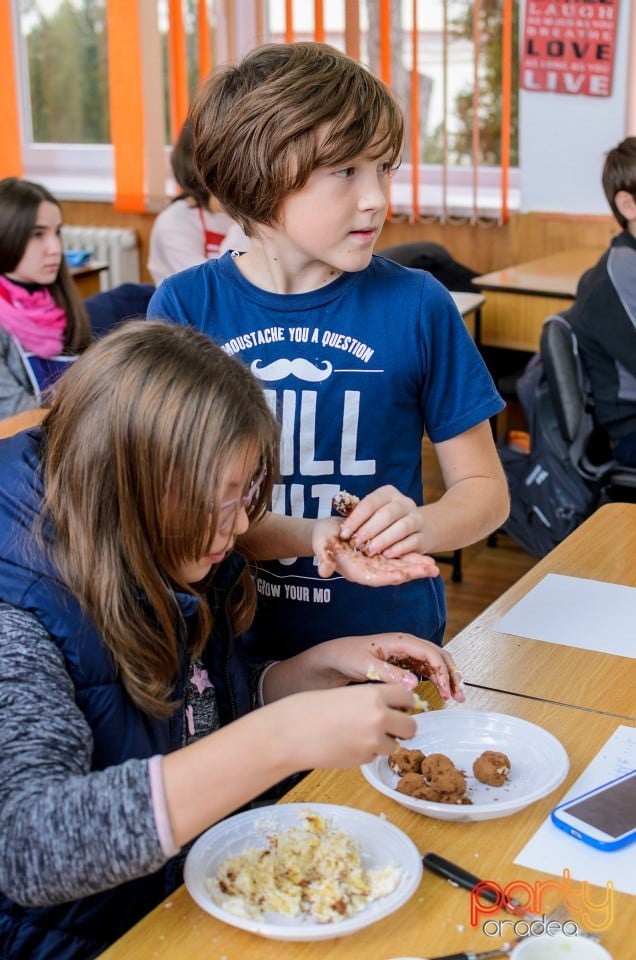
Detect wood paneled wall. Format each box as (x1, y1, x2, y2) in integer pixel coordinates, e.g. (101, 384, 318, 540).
(60, 200, 619, 285)
(377, 211, 619, 274)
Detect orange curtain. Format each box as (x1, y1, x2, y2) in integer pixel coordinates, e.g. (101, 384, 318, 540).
(314, 0, 325, 42)
(344, 0, 360, 61)
(379, 0, 391, 85)
(285, 0, 294, 43)
(0, 0, 23, 177)
(106, 0, 145, 212)
(168, 0, 189, 141)
(198, 0, 212, 80)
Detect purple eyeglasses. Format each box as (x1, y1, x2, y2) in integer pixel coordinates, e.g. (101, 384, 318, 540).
(217, 467, 266, 530)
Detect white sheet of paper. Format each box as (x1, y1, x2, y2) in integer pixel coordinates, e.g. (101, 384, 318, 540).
(494, 574, 636, 658)
(515, 725, 636, 897)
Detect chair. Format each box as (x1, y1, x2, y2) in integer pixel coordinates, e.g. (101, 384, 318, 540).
(377, 241, 479, 293)
(0, 407, 47, 439)
(84, 282, 156, 339)
(495, 314, 636, 557)
(540, 313, 636, 502)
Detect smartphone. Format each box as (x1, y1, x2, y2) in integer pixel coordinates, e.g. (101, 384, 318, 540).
(551, 769, 636, 851)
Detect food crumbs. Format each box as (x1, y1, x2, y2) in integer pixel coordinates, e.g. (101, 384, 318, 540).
(207, 810, 400, 923)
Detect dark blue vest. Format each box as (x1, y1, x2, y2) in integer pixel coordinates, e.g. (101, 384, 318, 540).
(0, 430, 253, 959)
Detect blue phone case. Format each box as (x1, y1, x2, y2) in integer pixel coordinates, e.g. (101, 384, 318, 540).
(551, 770, 636, 852)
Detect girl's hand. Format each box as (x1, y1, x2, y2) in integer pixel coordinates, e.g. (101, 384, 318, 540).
(323, 633, 466, 703)
(163, 681, 418, 845)
(312, 516, 438, 583)
(337, 485, 429, 559)
(277, 683, 418, 769)
(268, 633, 465, 704)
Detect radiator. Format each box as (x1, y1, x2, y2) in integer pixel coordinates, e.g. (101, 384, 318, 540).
(61, 225, 141, 291)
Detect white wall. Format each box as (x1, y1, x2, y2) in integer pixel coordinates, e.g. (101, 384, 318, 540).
(519, 0, 632, 214)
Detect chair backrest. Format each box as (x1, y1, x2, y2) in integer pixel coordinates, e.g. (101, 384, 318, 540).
(0, 407, 47, 439)
(540, 313, 636, 496)
(539, 310, 585, 447)
(538, 311, 618, 473)
(377, 241, 452, 266)
(84, 282, 156, 339)
(377, 242, 479, 292)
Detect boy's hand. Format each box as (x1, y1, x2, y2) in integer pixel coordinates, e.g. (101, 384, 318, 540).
(338, 485, 428, 558)
(313, 516, 438, 583)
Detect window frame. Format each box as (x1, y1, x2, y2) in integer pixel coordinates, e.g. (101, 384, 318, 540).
(12, 0, 116, 199)
(11, 0, 519, 218)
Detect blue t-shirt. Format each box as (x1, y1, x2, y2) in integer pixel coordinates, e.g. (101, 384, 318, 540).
(149, 252, 504, 658)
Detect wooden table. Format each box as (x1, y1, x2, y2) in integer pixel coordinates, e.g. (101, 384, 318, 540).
(446, 503, 636, 719)
(0, 407, 47, 439)
(70, 260, 109, 297)
(98, 687, 634, 960)
(472, 247, 604, 352)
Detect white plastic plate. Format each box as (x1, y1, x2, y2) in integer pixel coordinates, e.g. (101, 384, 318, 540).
(184, 802, 423, 940)
(361, 709, 569, 822)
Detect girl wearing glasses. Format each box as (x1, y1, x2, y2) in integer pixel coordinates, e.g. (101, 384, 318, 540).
(0, 321, 462, 960)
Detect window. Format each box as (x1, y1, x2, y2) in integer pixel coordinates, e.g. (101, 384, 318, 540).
(263, 0, 519, 221)
(7, 0, 518, 218)
(14, 0, 112, 198)
(19, 0, 109, 144)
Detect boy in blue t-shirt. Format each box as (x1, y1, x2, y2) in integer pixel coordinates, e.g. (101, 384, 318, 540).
(149, 41, 509, 660)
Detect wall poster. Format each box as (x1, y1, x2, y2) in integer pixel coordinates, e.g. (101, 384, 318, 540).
(521, 0, 619, 96)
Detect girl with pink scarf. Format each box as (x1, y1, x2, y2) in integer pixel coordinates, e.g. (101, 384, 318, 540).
(0, 178, 90, 419)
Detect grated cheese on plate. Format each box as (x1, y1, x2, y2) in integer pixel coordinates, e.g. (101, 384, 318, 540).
(206, 810, 400, 923)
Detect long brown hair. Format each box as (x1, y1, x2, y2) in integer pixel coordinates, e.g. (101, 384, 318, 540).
(40, 320, 279, 717)
(0, 177, 90, 352)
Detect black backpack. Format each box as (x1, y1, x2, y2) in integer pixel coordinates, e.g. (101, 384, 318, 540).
(498, 314, 614, 557)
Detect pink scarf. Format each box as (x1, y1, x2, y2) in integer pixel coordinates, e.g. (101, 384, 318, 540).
(0, 275, 67, 357)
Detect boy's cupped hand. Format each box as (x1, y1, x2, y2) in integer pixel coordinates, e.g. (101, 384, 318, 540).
(313, 515, 439, 585)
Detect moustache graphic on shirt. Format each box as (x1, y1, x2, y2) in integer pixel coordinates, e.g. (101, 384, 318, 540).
(250, 358, 333, 382)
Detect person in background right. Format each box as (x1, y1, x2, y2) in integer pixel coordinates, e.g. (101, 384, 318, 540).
(147, 121, 250, 287)
(569, 136, 636, 468)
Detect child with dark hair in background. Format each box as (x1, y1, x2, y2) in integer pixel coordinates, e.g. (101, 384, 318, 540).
(569, 136, 636, 467)
(149, 42, 509, 663)
(147, 120, 249, 286)
(0, 320, 461, 959)
(0, 177, 90, 418)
